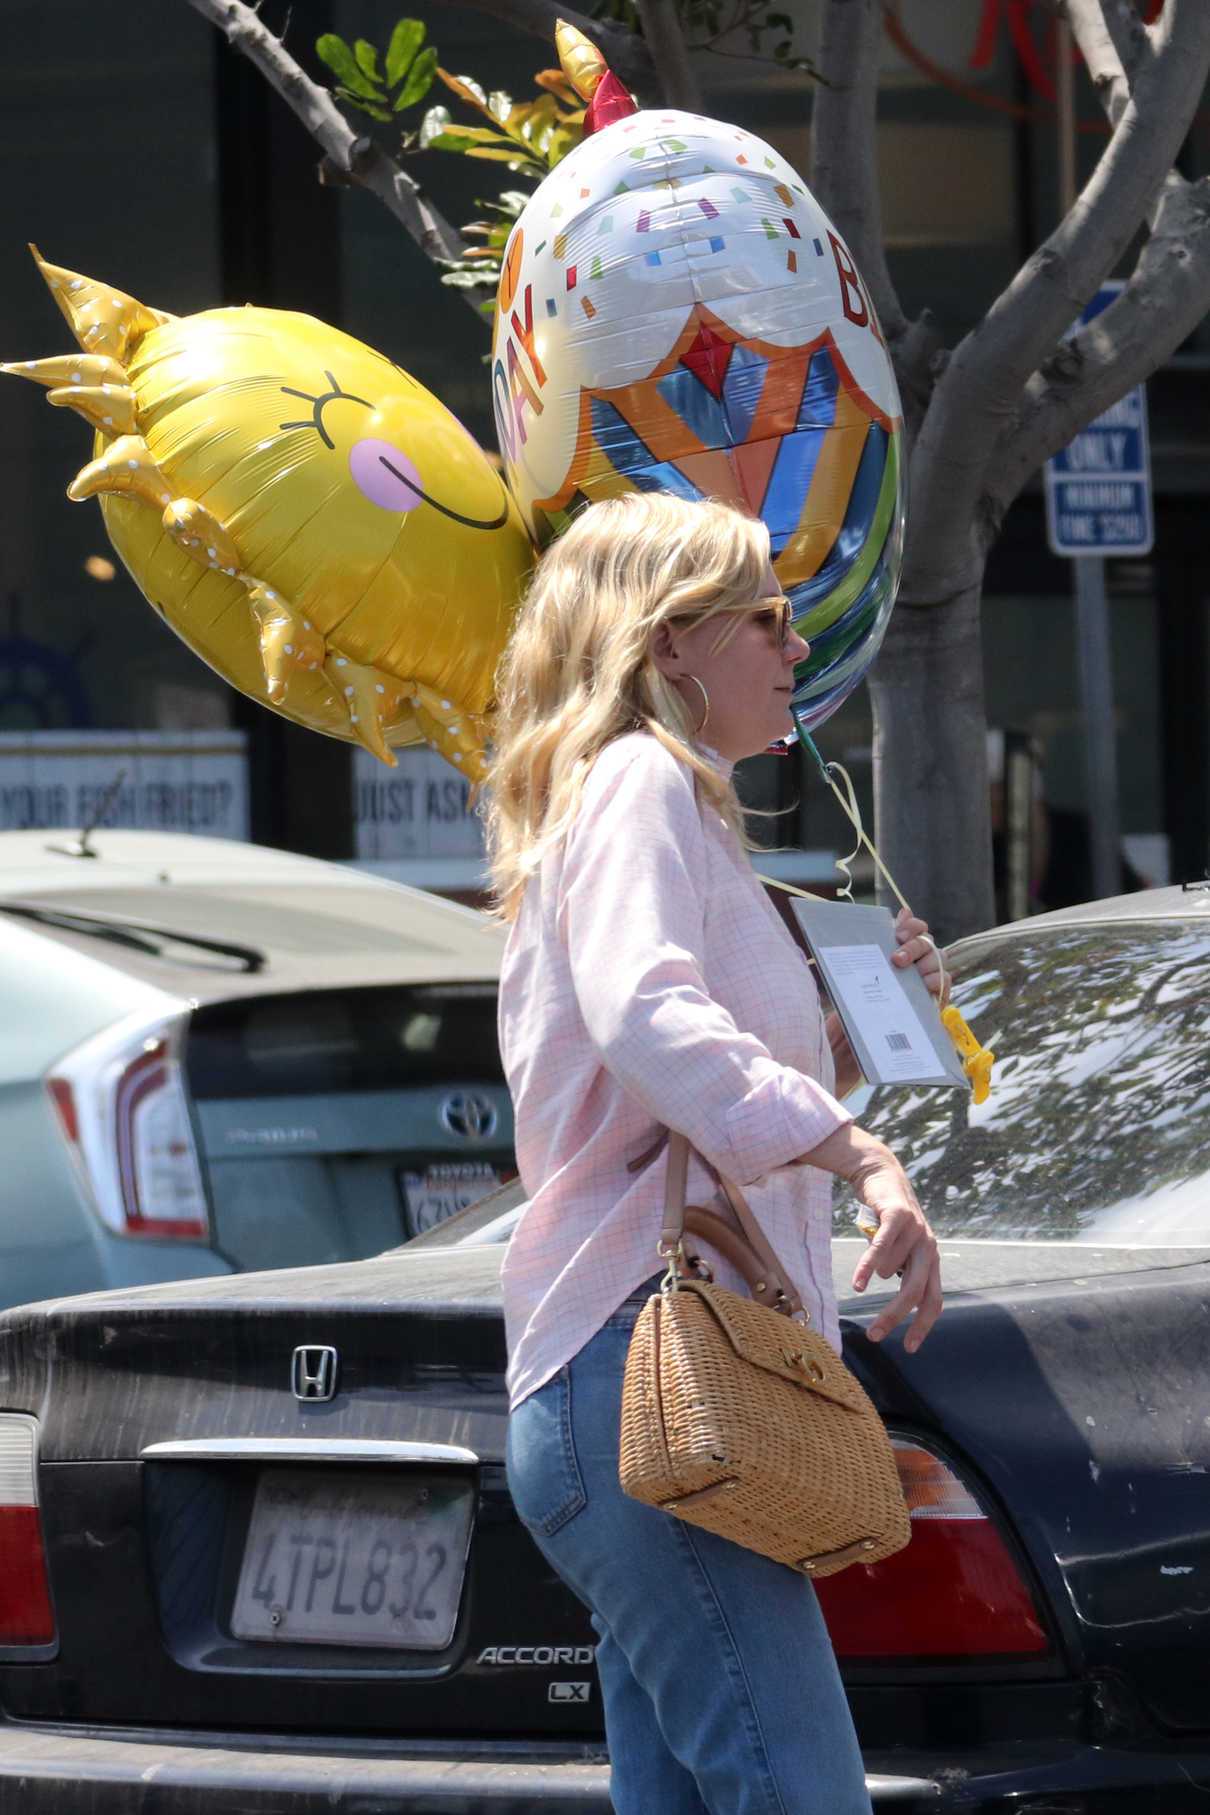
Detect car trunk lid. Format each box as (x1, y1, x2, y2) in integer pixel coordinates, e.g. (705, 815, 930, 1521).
(836, 1241, 1210, 1734)
(5, 1252, 598, 1740)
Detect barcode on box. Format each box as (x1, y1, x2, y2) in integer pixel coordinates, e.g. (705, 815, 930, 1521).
(885, 1032, 911, 1052)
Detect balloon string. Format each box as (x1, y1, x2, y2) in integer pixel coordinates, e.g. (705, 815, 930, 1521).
(789, 714, 996, 1101)
(825, 759, 863, 904)
(791, 715, 911, 914)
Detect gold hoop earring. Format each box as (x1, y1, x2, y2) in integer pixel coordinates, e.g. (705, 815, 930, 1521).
(682, 673, 710, 736)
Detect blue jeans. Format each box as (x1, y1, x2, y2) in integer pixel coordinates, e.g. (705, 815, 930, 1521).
(506, 1293, 873, 1815)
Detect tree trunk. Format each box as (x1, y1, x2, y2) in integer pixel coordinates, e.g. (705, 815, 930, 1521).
(865, 581, 995, 946)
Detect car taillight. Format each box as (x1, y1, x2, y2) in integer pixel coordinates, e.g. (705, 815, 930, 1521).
(45, 1010, 209, 1241)
(815, 1437, 1050, 1661)
(0, 1416, 55, 1647)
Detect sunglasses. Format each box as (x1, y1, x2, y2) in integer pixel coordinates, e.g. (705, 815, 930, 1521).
(749, 595, 795, 652)
(669, 595, 798, 653)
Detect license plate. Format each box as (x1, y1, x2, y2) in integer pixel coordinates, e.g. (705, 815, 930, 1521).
(230, 1470, 474, 1649)
(398, 1161, 502, 1237)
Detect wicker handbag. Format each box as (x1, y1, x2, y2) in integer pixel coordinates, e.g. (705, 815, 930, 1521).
(618, 1133, 911, 1577)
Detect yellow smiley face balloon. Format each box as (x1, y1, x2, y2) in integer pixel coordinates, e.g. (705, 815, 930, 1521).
(3, 247, 534, 779)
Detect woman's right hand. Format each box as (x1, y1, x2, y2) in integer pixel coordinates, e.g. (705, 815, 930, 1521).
(801, 1123, 942, 1354)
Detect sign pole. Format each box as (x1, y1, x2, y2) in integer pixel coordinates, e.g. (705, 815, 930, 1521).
(1050, 28, 1137, 901)
(1072, 556, 1122, 898)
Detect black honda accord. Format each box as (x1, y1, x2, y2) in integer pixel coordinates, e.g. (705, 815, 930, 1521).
(0, 886, 1208, 1811)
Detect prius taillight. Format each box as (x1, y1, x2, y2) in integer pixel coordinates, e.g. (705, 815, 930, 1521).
(0, 1415, 55, 1648)
(815, 1438, 1050, 1661)
(45, 1009, 209, 1242)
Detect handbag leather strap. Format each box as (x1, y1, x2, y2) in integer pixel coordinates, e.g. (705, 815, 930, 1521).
(661, 1131, 806, 1318)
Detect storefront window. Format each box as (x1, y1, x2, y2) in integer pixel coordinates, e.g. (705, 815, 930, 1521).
(0, 4, 245, 834)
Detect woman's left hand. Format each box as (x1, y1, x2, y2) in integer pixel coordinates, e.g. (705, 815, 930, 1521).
(890, 907, 949, 1007)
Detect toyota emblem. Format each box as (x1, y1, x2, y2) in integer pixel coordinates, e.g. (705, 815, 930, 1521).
(439, 1091, 498, 1140)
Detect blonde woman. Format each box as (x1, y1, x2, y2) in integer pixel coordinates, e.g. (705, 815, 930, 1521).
(487, 492, 943, 1815)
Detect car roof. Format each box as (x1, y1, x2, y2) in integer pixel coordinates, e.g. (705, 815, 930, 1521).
(953, 882, 1210, 951)
(0, 829, 505, 1001)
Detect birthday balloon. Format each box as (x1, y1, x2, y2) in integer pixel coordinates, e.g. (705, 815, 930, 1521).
(4, 248, 533, 779)
(492, 33, 904, 729)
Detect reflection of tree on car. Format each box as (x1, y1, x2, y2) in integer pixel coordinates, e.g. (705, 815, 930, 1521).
(853, 919, 1210, 1244)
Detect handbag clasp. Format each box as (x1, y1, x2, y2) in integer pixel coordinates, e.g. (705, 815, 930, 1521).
(658, 1237, 686, 1294)
(781, 1346, 827, 1383)
(658, 1239, 713, 1292)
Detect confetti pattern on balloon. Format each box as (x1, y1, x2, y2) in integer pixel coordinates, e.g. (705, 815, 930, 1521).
(4, 248, 534, 777)
(492, 75, 905, 729)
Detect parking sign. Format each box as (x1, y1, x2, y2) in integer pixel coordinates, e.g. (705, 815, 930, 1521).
(1044, 284, 1153, 557)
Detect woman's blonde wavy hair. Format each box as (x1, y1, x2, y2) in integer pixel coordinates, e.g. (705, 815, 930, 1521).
(485, 491, 773, 921)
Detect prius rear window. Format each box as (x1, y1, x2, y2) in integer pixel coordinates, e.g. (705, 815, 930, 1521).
(186, 984, 501, 1098)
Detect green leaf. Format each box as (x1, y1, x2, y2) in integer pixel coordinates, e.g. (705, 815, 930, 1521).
(542, 123, 579, 167)
(394, 44, 438, 110)
(500, 99, 535, 136)
(436, 122, 515, 147)
(465, 146, 544, 172)
(515, 93, 558, 141)
(462, 145, 532, 164)
(354, 39, 382, 84)
(385, 18, 426, 88)
(418, 108, 513, 154)
(316, 34, 387, 104)
(423, 127, 480, 152)
(339, 88, 391, 120)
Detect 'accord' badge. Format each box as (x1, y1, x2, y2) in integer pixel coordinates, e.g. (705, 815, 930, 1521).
(291, 1345, 340, 1402)
(440, 1091, 499, 1140)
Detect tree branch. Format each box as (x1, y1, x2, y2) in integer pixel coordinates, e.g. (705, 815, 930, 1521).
(891, 310, 948, 443)
(633, 0, 702, 109)
(900, 0, 1210, 603)
(1095, 0, 1155, 84)
(812, 0, 906, 343)
(184, 0, 486, 314)
(1063, 0, 1132, 125)
(450, 0, 657, 95)
(989, 173, 1210, 512)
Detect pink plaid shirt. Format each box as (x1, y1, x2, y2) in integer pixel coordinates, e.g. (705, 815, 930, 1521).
(499, 731, 852, 1408)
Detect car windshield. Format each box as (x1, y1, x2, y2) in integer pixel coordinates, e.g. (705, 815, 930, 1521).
(415, 915, 1210, 1254)
(851, 917, 1210, 1247)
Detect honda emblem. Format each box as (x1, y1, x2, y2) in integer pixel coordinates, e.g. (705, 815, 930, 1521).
(291, 1345, 340, 1402)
